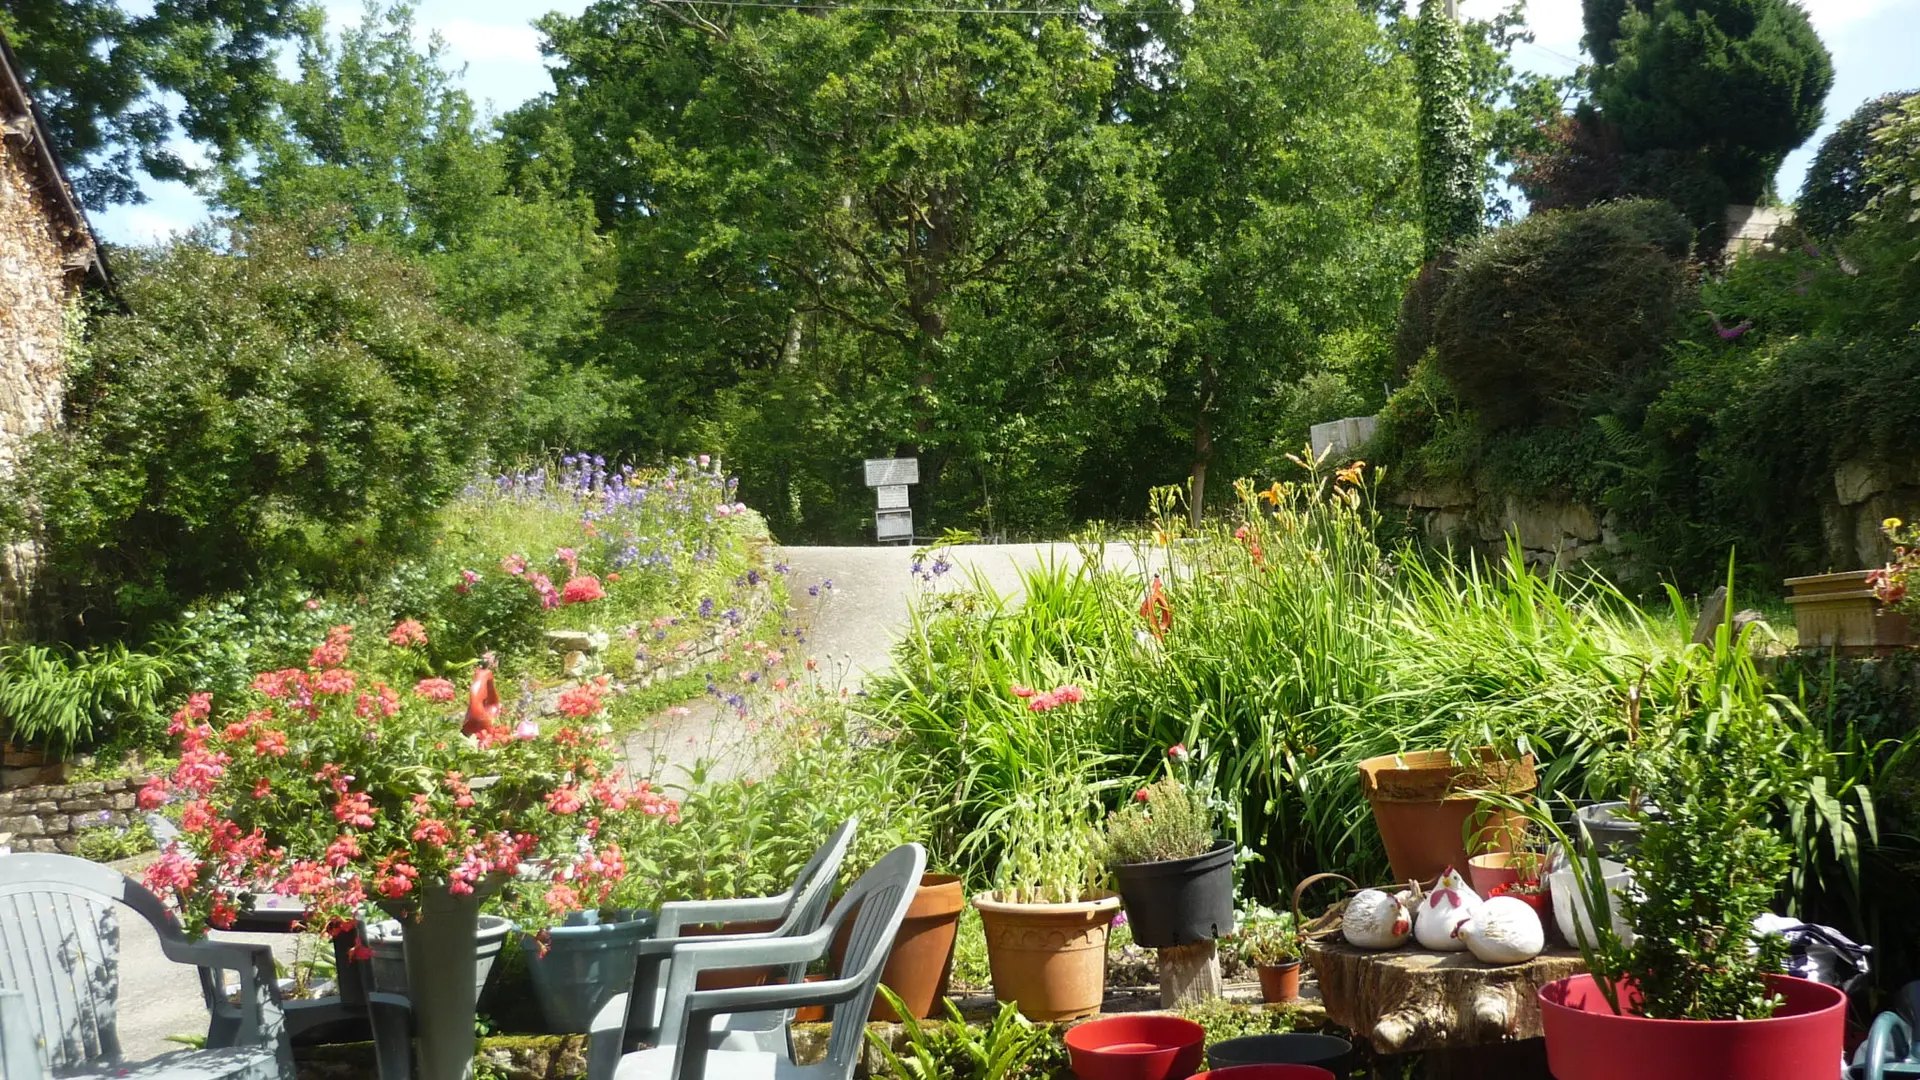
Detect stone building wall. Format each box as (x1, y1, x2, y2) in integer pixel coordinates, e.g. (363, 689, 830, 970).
(0, 124, 85, 635)
(0, 776, 143, 854)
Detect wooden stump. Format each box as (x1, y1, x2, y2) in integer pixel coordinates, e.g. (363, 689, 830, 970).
(1303, 937, 1585, 1055)
(1157, 941, 1221, 1008)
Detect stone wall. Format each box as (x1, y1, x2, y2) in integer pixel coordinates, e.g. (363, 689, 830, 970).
(1394, 483, 1621, 572)
(0, 127, 84, 634)
(0, 775, 143, 853)
(1824, 457, 1920, 573)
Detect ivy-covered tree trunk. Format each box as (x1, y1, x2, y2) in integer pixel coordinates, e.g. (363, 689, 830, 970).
(1415, 0, 1480, 257)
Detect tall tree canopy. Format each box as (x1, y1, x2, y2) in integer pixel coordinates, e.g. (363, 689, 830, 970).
(1, 0, 316, 207)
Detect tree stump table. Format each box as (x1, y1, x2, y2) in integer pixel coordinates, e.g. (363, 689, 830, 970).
(1303, 937, 1586, 1079)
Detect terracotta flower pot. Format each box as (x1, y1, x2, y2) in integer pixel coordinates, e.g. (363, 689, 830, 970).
(1256, 960, 1301, 1004)
(1467, 852, 1539, 895)
(1539, 973, 1844, 1080)
(791, 974, 833, 1022)
(973, 891, 1121, 1022)
(1357, 749, 1535, 885)
(874, 873, 965, 1020)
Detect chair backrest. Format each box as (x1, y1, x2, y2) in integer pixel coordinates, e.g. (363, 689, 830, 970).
(1, 988, 51, 1080)
(815, 843, 926, 1078)
(0, 853, 187, 1071)
(767, 817, 858, 988)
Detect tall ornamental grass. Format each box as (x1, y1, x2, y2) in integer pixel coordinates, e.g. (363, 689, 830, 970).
(862, 454, 1875, 928)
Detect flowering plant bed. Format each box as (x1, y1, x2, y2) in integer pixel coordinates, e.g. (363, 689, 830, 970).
(138, 620, 678, 940)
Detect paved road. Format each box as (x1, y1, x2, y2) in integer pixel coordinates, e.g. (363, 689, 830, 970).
(114, 542, 1147, 1063)
(623, 542, 1145, 784)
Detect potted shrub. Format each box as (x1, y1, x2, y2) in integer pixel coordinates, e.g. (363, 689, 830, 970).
(1103, 744, 1235, 949)
(970, 772, 1119, 1022)
(1234, 909, 1303, 1004)
(1490, 659, 1845, 1080)
(1357, 747, 1535, 885)
(137, 626, 662, 1080)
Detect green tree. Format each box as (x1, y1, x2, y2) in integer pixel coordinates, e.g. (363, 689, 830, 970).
(0, 0, 316, 207)
(1590, 0, 1832, 203)
(7, 220, 520, 634)
(538, 0, 1174, 538)
(1798, 91, 1918, 240)
(214, 2, 617, 450)
(1415, 0, 1481, 256)
(1153, 0, 1421, 516)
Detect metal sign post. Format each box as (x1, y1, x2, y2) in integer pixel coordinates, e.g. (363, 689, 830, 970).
(864, 457, 919, 542)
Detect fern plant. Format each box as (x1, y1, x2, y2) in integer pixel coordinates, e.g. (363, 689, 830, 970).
(0, 643, 174, 756)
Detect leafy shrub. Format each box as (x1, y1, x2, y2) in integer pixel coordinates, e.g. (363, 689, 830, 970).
(868, 989, 1065, 1080)
(1431, 199, 1693, 429)
(8, 218, 520, 635)
(0, 643, 173, 755)
(1172, 996, 1295, 1042)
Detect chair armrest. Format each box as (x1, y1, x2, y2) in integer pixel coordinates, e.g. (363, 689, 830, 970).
(655, 895, 792, 937)
(655, 926, 835, 1047)
(169, 938, 293, 1075)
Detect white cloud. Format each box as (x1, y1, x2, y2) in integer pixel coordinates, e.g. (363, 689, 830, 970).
(1797, 0, 1910, 37)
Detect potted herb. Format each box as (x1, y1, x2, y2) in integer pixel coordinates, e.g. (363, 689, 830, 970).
(1103, 744, 1235, 949)
(1234, 909, 1303, 1004)
(970, 772, 1119, 1022)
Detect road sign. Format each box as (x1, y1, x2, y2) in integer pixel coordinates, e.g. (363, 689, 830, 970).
(876, 484, 911, 510)
(875, 509, 914, 540)
(864, 458, 920, 487)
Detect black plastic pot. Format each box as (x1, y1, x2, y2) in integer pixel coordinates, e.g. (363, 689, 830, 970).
(1207, 1034, 1354, 1078)
(1111, 838, 1235, 948)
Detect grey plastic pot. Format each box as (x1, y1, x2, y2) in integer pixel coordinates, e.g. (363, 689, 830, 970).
(1574, 801, 1658, 858)
(519, 908, 658, 1033)
(365, 911, 515, 999)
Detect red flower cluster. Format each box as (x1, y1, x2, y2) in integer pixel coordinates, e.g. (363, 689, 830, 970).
(387, 619, 428, 648)
(561, 575, 606, 604)
(1015, 683, 1086, 713)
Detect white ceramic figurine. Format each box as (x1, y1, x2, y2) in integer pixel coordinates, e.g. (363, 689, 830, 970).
(1414, 866, 1480, 951)
(1457, 895, 1546, 964)
(1343, 888, 1414, 949)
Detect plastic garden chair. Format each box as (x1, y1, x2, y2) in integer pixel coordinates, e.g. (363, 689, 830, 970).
(625, 817, 859, 1050)
(587, 841, 927, 1080)
(0, 852, 295, 1080)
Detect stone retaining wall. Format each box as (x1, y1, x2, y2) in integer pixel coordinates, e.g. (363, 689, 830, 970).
(1393, 484, 1622, 573)
(0, 775, 142, 853)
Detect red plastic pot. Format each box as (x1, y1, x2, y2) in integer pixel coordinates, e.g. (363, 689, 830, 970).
(1063, 1015, 1205, 1080)
(1539, 973, 1845, 1080)
(1188, 1067, 1335, 1080)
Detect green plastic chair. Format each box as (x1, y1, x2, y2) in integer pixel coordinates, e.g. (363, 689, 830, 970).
(0, 852, 294, 1080)
(587, 841, 926, 1080)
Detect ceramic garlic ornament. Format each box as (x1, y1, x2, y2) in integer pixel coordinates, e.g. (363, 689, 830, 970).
(1457, 895, 1545, 964)
(1414, 867, 1480, 951)
(1343, 888, 1413, 949)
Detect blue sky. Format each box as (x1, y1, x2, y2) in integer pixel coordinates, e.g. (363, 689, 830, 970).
(94, 0, 1920, 245)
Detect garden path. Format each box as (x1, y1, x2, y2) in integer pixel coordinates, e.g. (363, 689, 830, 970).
(622, 542, 1146, 784)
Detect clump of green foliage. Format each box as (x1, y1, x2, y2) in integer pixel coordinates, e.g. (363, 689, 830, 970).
(1173, 996, 1296, 1043)
(0, 643, 172, 756)
(1430, 199, 1693, 430)
(72, 817, 158, 863)
(1798, 91, 1918, 240)
(868, 988, 1066, 1080)
(1103, 775, 1216, 868)
(1234, 908, 1302, 967)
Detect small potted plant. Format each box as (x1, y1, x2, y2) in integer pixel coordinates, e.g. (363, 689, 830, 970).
(1234, 908, 1303, 1003)
(970, 769, 1119, 1022)
(1358, 746, 1536, 885)
(1103, 744, 1235, 949)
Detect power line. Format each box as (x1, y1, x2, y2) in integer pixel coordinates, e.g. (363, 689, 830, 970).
(1516, 39, 1584, 67)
